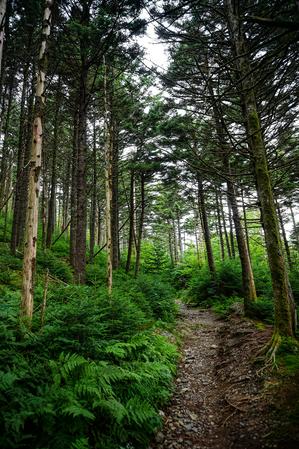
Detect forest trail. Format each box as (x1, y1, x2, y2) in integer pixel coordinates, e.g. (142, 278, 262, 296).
(150, 304, 275, 449)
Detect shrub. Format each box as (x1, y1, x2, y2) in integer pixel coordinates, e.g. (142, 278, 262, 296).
(37, 250, 73, 283)
(0, 288, 177, 449)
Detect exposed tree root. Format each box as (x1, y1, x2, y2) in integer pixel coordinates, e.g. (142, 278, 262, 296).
(255, 332, 281, 370)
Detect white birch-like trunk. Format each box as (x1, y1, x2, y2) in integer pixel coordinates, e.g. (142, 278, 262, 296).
(21, 0, 53, 323)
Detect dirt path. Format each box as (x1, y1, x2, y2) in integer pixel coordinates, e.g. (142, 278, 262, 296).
(151, 305, 227, 449)
(150, 304, 277, 449)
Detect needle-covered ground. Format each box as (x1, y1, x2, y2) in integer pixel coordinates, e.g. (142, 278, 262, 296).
(150, 304, 299, 449)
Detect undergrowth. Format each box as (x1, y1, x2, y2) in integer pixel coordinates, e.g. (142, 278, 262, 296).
(0, 250, 178, 449)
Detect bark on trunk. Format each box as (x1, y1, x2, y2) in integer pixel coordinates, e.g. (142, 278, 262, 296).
(277, 202, 292, 269)
(197, 175, 216, 276)
(225, 158, 257, 310)
(21, 0, 53, 324)
(125, 169, 135, 273)
(226, 0, 295, 336)
(290, 205, 299, 251)
(89, 118, 97, 263)
(215, 188, 225, 261)
(46, 78, 61, 247)
(0, 0, 7, 80)
(104, 59, 113, 294)
(220, 192, 232, 258)
(135, 173, 145, 277)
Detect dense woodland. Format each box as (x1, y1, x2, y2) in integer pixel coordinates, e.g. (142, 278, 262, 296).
(0, 0, 298, 448)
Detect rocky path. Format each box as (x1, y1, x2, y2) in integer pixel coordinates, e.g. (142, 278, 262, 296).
(151, 305, 227, 449)
(150, 304, 275, 449)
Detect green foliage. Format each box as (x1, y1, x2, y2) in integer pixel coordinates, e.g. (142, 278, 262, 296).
(0, 269, 177, 449)
(211, 296, 243, 317)
(51, 238, 70, 258)
(37, 250, 73, 283)
(248, 297, 274, 323)
(277, 338, 299, 375)
(184, 259, 243, 306)
(142, 241, 170, 273)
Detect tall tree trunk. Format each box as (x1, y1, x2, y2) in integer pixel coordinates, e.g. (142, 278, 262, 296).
(0, 76, 13, 198)
(197, 175, 216, 276)
(70, 108, 78, 267)
(167, 218, 175, 267)
(176, 209, 183, 260)
(21, 0, 53, 324)
(111, 115, 119, 269)
(89, 118, 97, 263)
(289, 204, 299, 251)
(0, 0, 7, 82)
(135, 173, 145, 277)
(46, 78, 61, 247)
(226, 0, 295, 337)
(126, 169, 135, 273)
(104, 59, 113, 294)
(74, 74, 87, 283)
(220, 192, 232, 258)
(225, 158, 257, 311)
(228, 200, 235, 258)
(11, 64, 30, 253)
(172, 218, 178, 264)
(277, 202, 292, 269)
(215, 187, 225, 261)
(241, 189, 251, 260)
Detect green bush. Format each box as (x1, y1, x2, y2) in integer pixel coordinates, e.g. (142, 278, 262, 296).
(211, 296, 243, 317)
(248, 297, 274, 323)
(37, 250, 73, 283)
(0, 288, 177, 449)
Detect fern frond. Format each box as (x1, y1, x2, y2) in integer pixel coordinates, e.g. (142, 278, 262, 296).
(61, 404, 95, 420)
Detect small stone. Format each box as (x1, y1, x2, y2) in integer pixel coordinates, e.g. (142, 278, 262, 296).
(155, 432, 164, 443)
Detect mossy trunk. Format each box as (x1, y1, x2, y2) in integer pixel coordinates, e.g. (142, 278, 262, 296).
(226, 0, 296, 337)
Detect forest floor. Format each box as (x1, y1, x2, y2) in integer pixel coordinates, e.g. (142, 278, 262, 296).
(149, 304, 299, 449)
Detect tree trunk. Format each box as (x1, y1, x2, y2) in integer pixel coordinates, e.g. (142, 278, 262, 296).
(125, 169, 135, 273)
(70, 108, 78, 265)
(290, 204, 299, 251)
(11, 64, 30, 254)
(225, 158, 257, 311)
(0, 0, 7, 80)
(0, 76, 13, 198)
(135, 173, 145, 277)
(89, 118, 97, 263)
(21, 0, 53, 324)
(215, 187, 225, 261)
(226, 0, 295, 337)
(241, 189, 251, 260)
(172, 218, 178, 264)
(197, 175, 215, 276)
(277, 202, 292, 269)
(228, 200, 235, 258)
(220, 192, 232, 258)
(111, 115, 119, 269)
(74, 75, 87, 283)
(46, 78, 61, 247)
(176, 209, 183, 260)
(104, 59, 113, 294)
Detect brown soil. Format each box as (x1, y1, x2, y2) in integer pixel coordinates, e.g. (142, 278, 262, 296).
(150, 304, 299, 449)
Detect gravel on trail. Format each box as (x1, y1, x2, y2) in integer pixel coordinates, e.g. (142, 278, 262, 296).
(149, 303, 287, 449)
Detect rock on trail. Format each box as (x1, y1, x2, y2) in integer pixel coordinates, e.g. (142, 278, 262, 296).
(149, 304, 278, 449)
